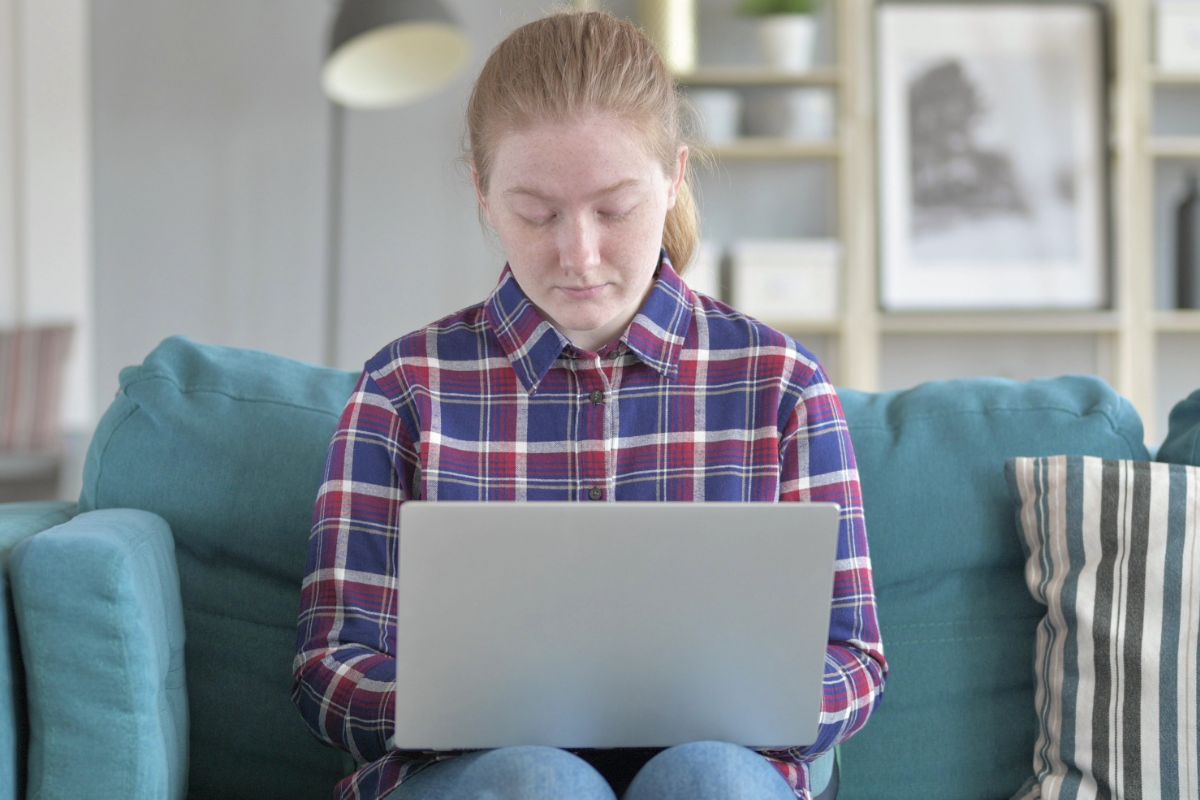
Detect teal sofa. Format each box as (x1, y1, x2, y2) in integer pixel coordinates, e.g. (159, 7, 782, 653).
(1, 335, 1196, 799)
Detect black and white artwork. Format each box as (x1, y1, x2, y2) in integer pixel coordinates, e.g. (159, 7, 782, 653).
(878, 3, 1107, 310)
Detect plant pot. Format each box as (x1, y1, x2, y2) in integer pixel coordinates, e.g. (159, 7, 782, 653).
(757, 14, 817, 73)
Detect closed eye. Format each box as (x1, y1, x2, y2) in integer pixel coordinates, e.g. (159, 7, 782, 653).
(598, 205, 638, 222)
(521, 213, 557, 227)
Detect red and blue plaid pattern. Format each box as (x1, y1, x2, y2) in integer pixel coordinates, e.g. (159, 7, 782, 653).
(292, 254, 887, 800)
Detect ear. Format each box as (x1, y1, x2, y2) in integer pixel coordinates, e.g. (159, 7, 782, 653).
(665, 144, 689, 210)
(471, 163, 494, 226)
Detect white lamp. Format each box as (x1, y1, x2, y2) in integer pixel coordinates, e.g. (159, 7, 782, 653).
(323, 0, 469, 109)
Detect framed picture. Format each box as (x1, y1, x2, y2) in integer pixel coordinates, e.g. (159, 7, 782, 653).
(876, 1, 1109, 310)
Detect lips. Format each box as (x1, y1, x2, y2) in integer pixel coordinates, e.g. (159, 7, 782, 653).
(558, 284, 606, 299)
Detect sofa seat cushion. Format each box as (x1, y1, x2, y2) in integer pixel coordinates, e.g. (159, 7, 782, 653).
(79, 336, 359, 799)
(834, 376, 1148, 799)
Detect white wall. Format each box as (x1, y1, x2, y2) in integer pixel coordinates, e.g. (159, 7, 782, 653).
(89, 0, 554, 415)
(0, 0, 14, 326)
(0, 0, 93, 438)
(90, 1, 331, 410)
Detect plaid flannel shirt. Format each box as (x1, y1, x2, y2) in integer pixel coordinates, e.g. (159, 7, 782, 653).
(292, 253, 887, 800)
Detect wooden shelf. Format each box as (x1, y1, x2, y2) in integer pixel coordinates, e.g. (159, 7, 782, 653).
(675, 67, 840, 87)
(704, 138, 839, 160)
(756, 318, 841, 336)
(1148, 137, 1200, 159)
(1154, 310, 1200, 333)
(1150, 69, 1200, 86)
(880, 311, 1122, 335)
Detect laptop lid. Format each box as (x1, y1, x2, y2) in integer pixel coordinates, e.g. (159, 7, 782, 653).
(393, 501, 840, 751)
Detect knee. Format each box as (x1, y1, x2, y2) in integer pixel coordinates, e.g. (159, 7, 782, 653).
(625, 741, 793, 800)
(457, 746, 616, 800)
(651, 739, 759, 764)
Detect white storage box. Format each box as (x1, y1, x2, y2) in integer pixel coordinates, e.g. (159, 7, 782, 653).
(688, 89, 742, 144)
(683, 240, 722, 300)
(1157, 1, 1200, 70)
(730, 239, 841, 322)
(745, 88, 836, 142)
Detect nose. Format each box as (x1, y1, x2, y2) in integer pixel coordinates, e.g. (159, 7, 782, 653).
(557, 212, 601, 274)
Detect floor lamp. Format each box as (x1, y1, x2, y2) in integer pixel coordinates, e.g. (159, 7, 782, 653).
(321, 0, 469, 367)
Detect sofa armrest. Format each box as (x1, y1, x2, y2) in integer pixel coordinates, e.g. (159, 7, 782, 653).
(9, 508, 188, 800)
(0, 501, 77, 799)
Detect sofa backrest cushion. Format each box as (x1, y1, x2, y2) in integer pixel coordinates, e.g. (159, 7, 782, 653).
(835, 376, 1149, 799)
(1158, 388, 1200, 466)
(79, 336, 358, 799)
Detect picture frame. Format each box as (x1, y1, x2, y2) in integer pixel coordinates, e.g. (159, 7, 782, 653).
(876, 1, 1109, 310)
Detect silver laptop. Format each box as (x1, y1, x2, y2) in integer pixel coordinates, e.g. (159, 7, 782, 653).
(393, 501, 840, 751)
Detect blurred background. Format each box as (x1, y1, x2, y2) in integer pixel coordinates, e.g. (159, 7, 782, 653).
(2, 0, 1199, 502)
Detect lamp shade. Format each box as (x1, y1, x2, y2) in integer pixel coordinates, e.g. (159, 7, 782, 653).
(322, 0, 469, 109)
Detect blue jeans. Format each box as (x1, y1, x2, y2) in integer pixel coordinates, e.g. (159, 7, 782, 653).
(385, 741, 837, 799)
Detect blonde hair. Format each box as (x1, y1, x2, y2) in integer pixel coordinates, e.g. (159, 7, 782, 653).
(466, 10, 701, 273)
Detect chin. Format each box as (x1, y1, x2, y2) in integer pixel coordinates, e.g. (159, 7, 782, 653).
(558, 315, 611, 335)
(548, 301, 611, 324)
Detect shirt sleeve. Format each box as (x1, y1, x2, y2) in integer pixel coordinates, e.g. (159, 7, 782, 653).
(758, 362, 888, 767)
(291, 368, 417, 763)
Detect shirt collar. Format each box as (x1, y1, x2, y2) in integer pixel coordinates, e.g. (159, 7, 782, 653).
(622, 251, 693, 377)
(483, 250, 694, 394)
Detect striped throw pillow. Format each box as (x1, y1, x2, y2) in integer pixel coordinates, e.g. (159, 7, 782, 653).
(1006, 456, 1200, 800)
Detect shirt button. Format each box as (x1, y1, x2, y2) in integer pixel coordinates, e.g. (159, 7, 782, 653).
(589, 390, 605, 405)
(588, 486, 603, 501)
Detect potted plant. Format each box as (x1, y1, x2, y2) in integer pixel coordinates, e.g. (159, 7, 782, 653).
(739, 0, 821, 73)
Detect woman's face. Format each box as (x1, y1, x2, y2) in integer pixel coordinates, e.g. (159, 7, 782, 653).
(476, 112, 687, 353)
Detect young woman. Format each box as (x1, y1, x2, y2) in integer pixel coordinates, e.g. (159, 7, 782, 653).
(293, 11, 886, 800)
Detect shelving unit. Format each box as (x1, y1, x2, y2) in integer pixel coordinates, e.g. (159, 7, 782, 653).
(1134, 0, 1200, 438)
(579, 0, 1198, 441)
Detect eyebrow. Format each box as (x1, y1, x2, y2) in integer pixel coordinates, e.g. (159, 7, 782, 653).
(502, 178, 641, 202)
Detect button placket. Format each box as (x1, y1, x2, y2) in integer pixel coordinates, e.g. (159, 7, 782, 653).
(579, 356, 611, 502)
